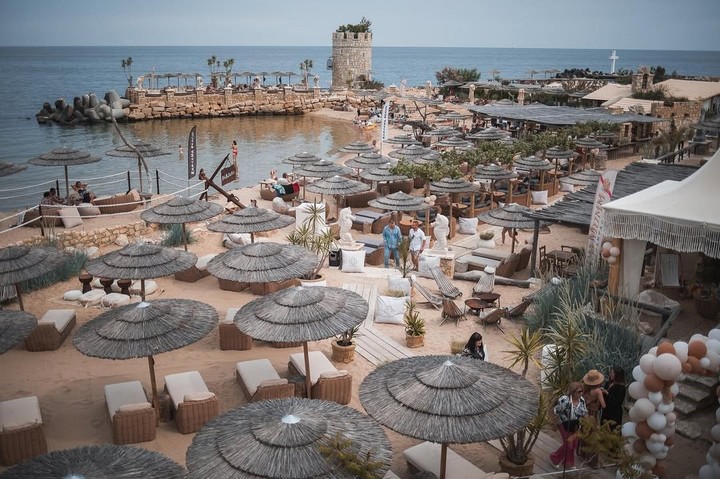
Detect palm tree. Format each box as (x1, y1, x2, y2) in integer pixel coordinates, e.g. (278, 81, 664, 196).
(121, 57, 133, 86)
(300, 59, 313, 86)
(223, 58, 235, 86)
(207, 55, 218, 74)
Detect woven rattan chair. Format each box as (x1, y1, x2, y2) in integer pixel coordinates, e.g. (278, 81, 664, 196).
(25, 310, 76, 352)
(0, 396, 48, 466)
(104, 381, 156, 445)
(288, 351, 352, 405)
(235, 359, 295, 402)
(174, 254, 216, 283)
(164, 371, 219, 434)
(440, 298, 467, 326)
(430, 266, 462, 299)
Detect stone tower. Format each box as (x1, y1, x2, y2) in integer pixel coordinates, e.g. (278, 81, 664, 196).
(631, 68, 655, 94)
(331, 31, 373, 90)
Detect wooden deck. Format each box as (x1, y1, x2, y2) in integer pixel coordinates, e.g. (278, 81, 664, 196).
(342, 282, 415, 366)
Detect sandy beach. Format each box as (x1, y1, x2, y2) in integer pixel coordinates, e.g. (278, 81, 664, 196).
(0, 110, 714, 478)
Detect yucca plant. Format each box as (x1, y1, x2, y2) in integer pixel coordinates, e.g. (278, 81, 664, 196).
(503, 327, 543, 378)
(161, 224, 194, 247)
(286, 201, 335, 280)
(396, 237, 412, 278)
(403, 300, 425, 337)
(336, 325, 361, 347)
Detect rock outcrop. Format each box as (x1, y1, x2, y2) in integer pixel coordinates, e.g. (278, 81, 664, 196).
(36, 90, 130, 124)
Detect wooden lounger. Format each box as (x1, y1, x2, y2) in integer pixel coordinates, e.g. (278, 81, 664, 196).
(430, 266, 462, 299)
(403, 441, 504, 479)
(409, 277, 442, 310)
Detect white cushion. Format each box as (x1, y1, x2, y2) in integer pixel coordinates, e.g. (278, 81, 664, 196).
(79, 290, 106, 307)
(63, 290, 83, 301)
(129, 280, 157, 295)
(319, 370, 349, 380)
(102, 293, 131, 308)
(183, 392, 216, 402)
(58, 206, 83, 229)
(458, 217, 479, 235)
(164, 370, 210, 409)
(91, 277, 104, 289)
(272, 197, 290, 213)
(289, 351, 337, 385)
(224, 308, 239, 324)
(418, 254, 441, 279)
(403, 441, 487, 479)
(117, 402, 152, 413)
(559, 182, 574, 193)
(128, 189, 141, 202)
(375, 296, 409, 325)
(227, 233, 251, 245)
(531, 190, 548, 205)
(77, 203, 101, 216)
(236, 359, 282, 397)
(0, 396, 42, 429)
(196, 253, 216, 271)
(39, 309, 75, 332)
(104, 381, 147, 419)
(341, 249, 366, 273)
(388, 277, 411, 295)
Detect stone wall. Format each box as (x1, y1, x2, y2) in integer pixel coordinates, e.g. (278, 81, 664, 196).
(332, 31, 373, 90)
(123, 88, 370, 121)
(651, 101, 703, 131)
(13, 221, 150, 249)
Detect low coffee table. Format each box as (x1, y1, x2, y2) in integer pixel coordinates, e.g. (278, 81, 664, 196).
(473, 292, 501, 307)
(464, 298, 489, 316)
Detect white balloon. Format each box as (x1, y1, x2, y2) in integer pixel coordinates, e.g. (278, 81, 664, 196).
(635, 398, 656, 420)
(623, 444, 635, 457)
(606, 256, 617, 264)
(707, 351, 720, 372)
(709, 329, 720, 342)
(602, 241, 613, 251)
(621, 421, 637, 438)
(700, 464, 716, 479)
(654, 353, 683, 381)
(647, 412, 667, 431)
(666, 412, 677, 424)
(674, 341, 689, 363)
(691, 333, 708, 343)
(657, 402, 674, 414)
(701, 357, 712, 369)
(649, 346, 658, 356)
(628, 381, 649, 400)
(628, 406, 644, 423)
(639, 354, 656, 375)
(669, 383, 680, 397)
(648, 391, 664, 405)
(609, 246, 621, 257)
(711, 443, 720, 460)
(706, 339, 720, 354)
(654, 450, 668, 460)
(660, 426, 675, 437)
(638, 453, 656, 468)
(633, 365, 647, 383)
(712, 425, 720, 443)
(646, 439, 664, 453)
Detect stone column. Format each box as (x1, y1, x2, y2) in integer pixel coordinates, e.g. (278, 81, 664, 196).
(224, 87, 233, 106)
(313, 86, 321, 99)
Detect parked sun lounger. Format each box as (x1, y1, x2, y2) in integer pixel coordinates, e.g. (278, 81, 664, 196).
(235, 358, 295, 402)
(0, 396, 47, 466)
(430, 266, 462, 299)
(288, 351, 352, 405)
(219, 308, 253, 351)
(104, 380, 155, 445)
(409, 277, 442, 310)
(174, 253, 216, 283)
(25, 309, 76, 352)
(164, 370, 219, 434)
(403, 441, 505, 479)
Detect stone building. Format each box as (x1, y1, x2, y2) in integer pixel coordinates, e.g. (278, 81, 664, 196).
(331, 31, 372, 90)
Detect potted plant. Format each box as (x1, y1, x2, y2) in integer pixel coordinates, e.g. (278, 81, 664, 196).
(286, 201, 335, 286)
(332, 325, 360, 363)
(478, 229, 496, 249)
(404, 300, 425, 348)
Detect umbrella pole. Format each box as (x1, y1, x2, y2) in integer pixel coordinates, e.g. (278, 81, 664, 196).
(64, 165, 70, 198)
(14, 284, 24, 311)
(511, 228, 517, 254)
(425, 207, 430, 237)
(449, 204, 454, 239)
(182, 224, 188, 251)
(470, 192, 475, 218)
(138, 158, 144, 193)
(148, 355, 160, 424)
(141, 278, 146, 302)
(250, 232, 255, 244)
(303, 342, 312, 400)
(440, 443, 448, 479)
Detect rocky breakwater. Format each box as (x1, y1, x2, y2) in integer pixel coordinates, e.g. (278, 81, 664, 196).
(36, 90, 130, 124)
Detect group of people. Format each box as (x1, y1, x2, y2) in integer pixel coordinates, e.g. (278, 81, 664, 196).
(40, 181, 95, 207)
(381, 219, 426, 269)
(550, 367, 627, 470)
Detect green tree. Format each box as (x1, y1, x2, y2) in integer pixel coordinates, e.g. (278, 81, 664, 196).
(121, 57, 133, 86)
(207, 55, 219, 74)
(435, 67, 480, 84)
(223, 58, 235, 85)
(336, 17, 372, 34)
(300, 58, 314, 86)
(390, 160, 461, 195)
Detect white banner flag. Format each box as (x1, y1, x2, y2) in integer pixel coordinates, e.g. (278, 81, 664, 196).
(586, 169, 619, 265)
(380, 101, 390, 142)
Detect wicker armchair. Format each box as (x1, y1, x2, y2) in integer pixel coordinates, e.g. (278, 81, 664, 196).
(164, 371, 219, 434)
(288, 351, 352, 405)
(495, 253, 520, 278)
(174, 396, 219, 434)
(25, 310, 76, 352)
(104, 381, 155, 445)
(93, 193, 140, 215)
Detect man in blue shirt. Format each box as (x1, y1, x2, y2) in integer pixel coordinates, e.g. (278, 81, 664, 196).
(382, 219, 402, 268)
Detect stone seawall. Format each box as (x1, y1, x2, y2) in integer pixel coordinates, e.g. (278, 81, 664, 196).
(12, 221, 150, 249)
(124, 87, 378, 121)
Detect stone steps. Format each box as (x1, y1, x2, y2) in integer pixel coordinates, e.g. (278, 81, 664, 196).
(675, 374, 719, 440)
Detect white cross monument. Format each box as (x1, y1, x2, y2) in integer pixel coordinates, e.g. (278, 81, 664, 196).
(609, 50, 619, 74)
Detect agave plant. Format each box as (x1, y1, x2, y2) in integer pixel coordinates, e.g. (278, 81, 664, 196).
(286, 201, 336, 280)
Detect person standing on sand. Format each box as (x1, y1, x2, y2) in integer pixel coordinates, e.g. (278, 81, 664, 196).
(408, 220, 426, 270)
(178, 145, 184, 163)
(382, 219, 402, 268)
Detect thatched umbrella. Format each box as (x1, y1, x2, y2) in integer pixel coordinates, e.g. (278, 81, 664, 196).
(207, 207, 294, 243)
(387, 144, 432, 161)
(0, 444, 185, 479)
(467, 127, 507, 142)
(73, 299, 217, 419)
(282, 152, 322, 167)
(430, 177, 481, 233)
(0, 246, 65, 310)
(306, 175, 371, 217)
(140, 197, 223, 251)
(340, 140, 375, 156)
(106, 142, 171, 194)
(360, 355, 537, 479)
(186, 397, 391, 478)
(385, 134, 421, 147)
(0, 310, 37, 354)
(235, 286, 367, 398)
(28, 148, 101, 198)
(293, 160, 353, 200)
(545, 146, 579, 181)
(0, 161, 27, 177)
(437, 111, 470, 126)
(207, 242, 318, 284)
(344, 152, 392, 171)
(574, 136, 607, 170)
(369, 191, 429, 229)
(425, 126, 461, 139)
(477, 202, 546, 253)
(85, 242, 196, 301)
(360, 163, 408, 197)
(434, 136, 473, 150)
(560, 169, 601, 187)
(514, 155, 554, 196)
(475, 163, 518, 208)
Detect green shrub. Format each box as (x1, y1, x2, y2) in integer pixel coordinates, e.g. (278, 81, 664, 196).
(20, 250, 88, 293)
(161, 224, 194, 247)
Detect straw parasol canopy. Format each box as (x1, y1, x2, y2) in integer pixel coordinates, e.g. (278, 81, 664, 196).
(546, 146, 579, 160)
(344, 152, 393, 170)
(425, 126, 461, 138)
(207, 242, 318, 284)
(293, 160, 353, 179)
(368, 191, 427, 212)
(0, 310, 37, 354)
(430, 178, 482, 232)
(282, 152, 322, 166)
(360, 355, 538, 479)
(467, 127, 507, 141)
(0, 444, 185, 479)
(475, 163, 517, 181)
(306, 176, 371, 217)
(73, 299, 217, 417)
(140, 197, 223, 251)
(560, 169, 601, 187)
(385, 134, 421, 147)
(0, 246, 65, 310)
(437, 111, 471, 122)
(477, 202, 547, 252)
(0, 161, 27, 177)
(359, 163, 408, 182)
(28, 148, 102, 198)
(235, 286, 367, 397)
(434, 136, 473, 150)
(207, 207, 294, 243)
(514, 155, 553, 172)
(574, 136, 608, 150)
(106, 141, 171, 193)
(340, 140, 376, 156)
(85, 242, 196, 300)
(185, 397, 391, 479)
(387, 144, 432, 160)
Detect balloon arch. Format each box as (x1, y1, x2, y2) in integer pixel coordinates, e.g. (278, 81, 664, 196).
(622, 327, 720, 478)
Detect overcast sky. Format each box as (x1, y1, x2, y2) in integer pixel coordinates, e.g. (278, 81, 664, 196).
(1, 0, 718, 50)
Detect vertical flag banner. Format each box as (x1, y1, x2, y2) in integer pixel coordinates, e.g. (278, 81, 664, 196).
(379, 100, 390, 155)
(187, 126, 197, 180)
(586, 169, 619, 264)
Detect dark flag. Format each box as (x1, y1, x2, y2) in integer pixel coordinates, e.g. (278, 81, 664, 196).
(221, 154, 237, 185)
(187, 126, 197, 179)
